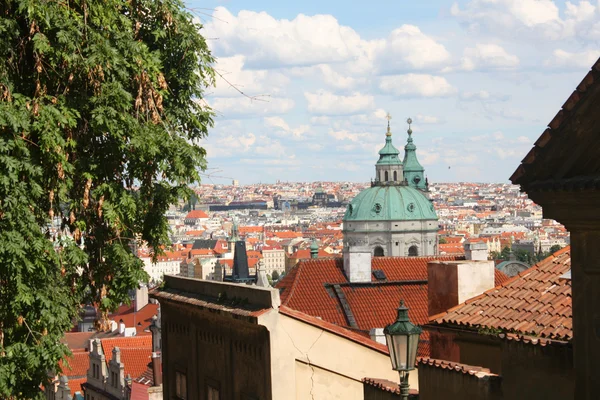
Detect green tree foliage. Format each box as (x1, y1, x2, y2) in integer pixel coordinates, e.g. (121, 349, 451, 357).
(438, 237, 447, 244)
(272, 270, 280, 281)
(549, 244, 563, 254)
(0, 0, 214, 397)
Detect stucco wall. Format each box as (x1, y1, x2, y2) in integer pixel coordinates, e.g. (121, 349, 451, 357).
(260, 310, 415, 400)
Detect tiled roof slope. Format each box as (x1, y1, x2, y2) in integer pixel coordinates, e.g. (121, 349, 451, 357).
(430, 246, 572, 340)
(276, 256, 509, 356)
(59, 351, 89, 377)
(101, 336, 153, 378)
(418, 358, 498, 377)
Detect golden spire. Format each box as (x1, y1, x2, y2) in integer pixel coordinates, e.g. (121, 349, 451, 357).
(386, 112, 392, 137)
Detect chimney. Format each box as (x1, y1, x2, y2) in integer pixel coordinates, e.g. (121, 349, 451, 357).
(427, 259, 495, 319)
(464, 241, 488, 260)
(152, 352, 163, 386)
(369, 328, 386, 345)
(343, 245, 372, 283)
(119, 319, 126, 335)
(135, 285, 149, 312)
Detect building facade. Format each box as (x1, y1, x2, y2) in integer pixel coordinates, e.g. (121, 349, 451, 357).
(343, 120, 438, 257)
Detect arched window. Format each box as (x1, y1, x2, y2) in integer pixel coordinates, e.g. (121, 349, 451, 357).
(408, 245, 419, 256)
(374, 246, 385, 257)
(393, 171, 397, 181)
(384, 171, 389, 181)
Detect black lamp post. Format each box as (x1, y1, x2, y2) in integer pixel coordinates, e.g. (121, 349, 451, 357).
(384, 300, 422, 400)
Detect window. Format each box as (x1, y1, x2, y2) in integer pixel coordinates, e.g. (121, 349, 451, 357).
(374, 246, 384, 257)
(384, 171, 389, 181)
(408, 245, 419, 256)
(175, 371, 187, 399)
(393, 171, 397, 181)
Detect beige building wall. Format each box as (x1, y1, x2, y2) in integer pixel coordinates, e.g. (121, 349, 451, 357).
(263, 249, 286, 274)
(259, 310, 417, 400)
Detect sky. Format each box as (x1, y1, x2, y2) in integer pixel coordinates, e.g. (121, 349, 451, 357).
(185, 0, 600, 185)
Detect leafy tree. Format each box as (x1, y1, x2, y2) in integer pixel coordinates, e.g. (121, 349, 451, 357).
(0, 0, 214, 397)
(438, 237, 447, 244)
(514, 249, 534, 264)
(549, 244, 563, 254)
(272, 270, 280, 281)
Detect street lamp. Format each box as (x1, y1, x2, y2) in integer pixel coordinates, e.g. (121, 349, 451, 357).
(384, 300, 422, 400)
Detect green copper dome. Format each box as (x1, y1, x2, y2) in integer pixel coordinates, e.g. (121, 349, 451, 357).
(343, 185, 437, 221)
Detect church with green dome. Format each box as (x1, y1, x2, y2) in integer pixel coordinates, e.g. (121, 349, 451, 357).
(342, 118, 439, 257)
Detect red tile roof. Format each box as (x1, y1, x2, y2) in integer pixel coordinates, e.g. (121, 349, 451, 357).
(417, 358, 498, 377)
(185, 210, 209, 219)
(59, 351, 89, 377)
(101, 336, 153, 379)
(275, 256, 507, 357)
(362, 378, 418, 397)
(289, 249, 334, 259)
(109, 303, 159, 333)
(130, 381, 150, 400)
(430, 246, 572, 340)
(61, 332, 95, 351)
(67, 377, 87, 397)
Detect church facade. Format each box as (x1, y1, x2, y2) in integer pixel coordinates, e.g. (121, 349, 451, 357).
(342, 118, 439, 257)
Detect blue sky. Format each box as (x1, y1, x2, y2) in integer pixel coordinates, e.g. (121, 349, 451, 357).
(186, 0, 600, 184)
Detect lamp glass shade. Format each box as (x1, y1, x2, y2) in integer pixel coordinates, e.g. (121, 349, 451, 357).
(384, 300, 422, 372)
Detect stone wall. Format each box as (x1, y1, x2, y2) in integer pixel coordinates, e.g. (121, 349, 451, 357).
(418, 361, 502, 400)
(161, 300, 272, 400)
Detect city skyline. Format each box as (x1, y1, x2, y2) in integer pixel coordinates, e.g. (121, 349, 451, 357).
(189, 0, 599, 184)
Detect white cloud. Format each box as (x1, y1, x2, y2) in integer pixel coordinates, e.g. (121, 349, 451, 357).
(376, 25, 451, 72)
(460, 91, 501, 101)
(304, 90, 375, 115)
(336, 162, 361, 171)
(544, 49, 600, 69)
(264, 116, 311, 139)
(210, 97, 295, 118)
(205, 7, 373, 68)
(211, 55, 290, 97)
(328, 129, 371, 143)
(310, 116, 331, 125)
(460, 44, 519, 71)
(415, 114, 441, 124)
(379, 74, 457, 97)
(451, 0, 600, 42)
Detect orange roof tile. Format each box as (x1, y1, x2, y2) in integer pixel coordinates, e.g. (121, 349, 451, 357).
(273, 231, 302, 239)
(185, 210, 209, 219)
(430, 246, 572, 340)
(239, 226, 264, 233)
(67, 377, 87, 397)
(109, 303, 159, 333)
(59, 351, 89, 377)
(417, 358, 498, 377)
(101, 336, 153, 378)
(275, 256, 506, 357)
